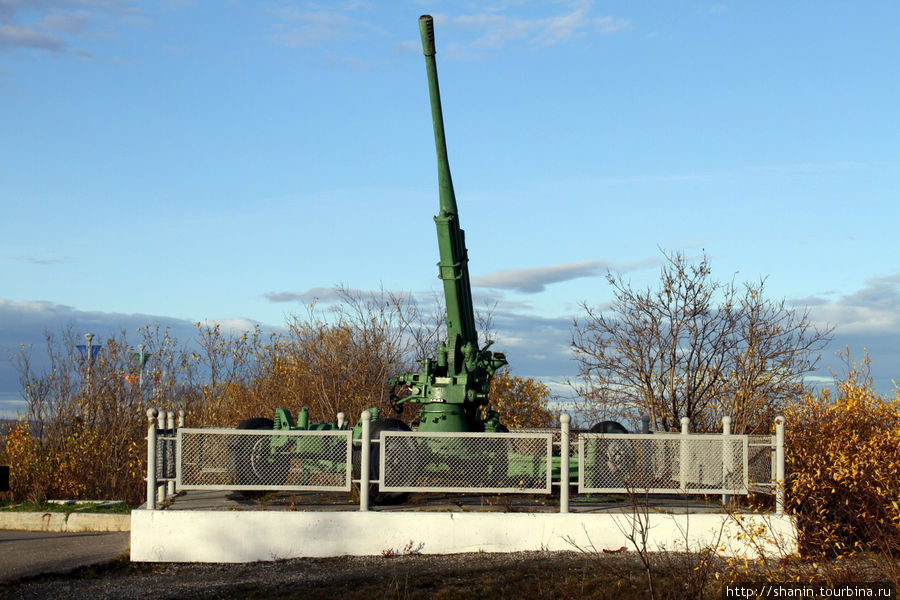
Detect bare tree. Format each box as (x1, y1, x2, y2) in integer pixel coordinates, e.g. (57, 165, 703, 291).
(571, 251, 831, 433)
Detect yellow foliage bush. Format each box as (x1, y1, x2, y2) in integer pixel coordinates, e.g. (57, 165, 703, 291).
(4, 422, 43, 502)
(4, 418, 145, 504)
(488, 369, 555, 428)
(785, 363, 900, 557)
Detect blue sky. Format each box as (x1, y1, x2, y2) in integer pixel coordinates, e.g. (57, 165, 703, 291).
(1, 1, 899, 417)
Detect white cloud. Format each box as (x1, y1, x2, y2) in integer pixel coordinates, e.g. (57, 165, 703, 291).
(805, 274, 900, 335)
(0, 23, 65, 52)
(454, 14, 530, 49)
(268, 7, 381, 49)
(473, 257, 659, 293)
(161, 0, 196, 9)
(449, 2, 628, 51)
(265, 2, 627, 58)
(769, 274, 900, 393)
(196, 317, 262, 335)
(0, 0, 139, 55)
(473, 260, 611, 292)
(11, 254, 67, 265)
(40, 10, 91, 34)
(265, 286, 368, 304)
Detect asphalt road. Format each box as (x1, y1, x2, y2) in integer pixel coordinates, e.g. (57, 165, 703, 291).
(0, 531, 130, 582)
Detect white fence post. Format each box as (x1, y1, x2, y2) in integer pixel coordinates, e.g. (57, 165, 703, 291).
(359, 410, 371, 512)
(722, 415, 732, 506)
(775, 415, 786, 515)
(175, 410, 185, 495)
(559, 413, 570, 514)
(157, 410, 168, 506)
(166, 410, 177, 497)
(679, 417, 690, 491)
(146, 408, 158, 509)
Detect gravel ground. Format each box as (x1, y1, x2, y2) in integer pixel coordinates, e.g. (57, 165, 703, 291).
(5, 548, 892, 600)
(0, 551, 617, 600)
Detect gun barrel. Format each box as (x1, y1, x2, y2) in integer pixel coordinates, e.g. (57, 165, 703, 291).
(419, 14, 435, 56)
(388, 16, 508, 433)
(419, 15, 458, 218)
(417, 14, 478, 370)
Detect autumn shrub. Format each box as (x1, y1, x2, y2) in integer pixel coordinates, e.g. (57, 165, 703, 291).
(4, 422, 43, 502)
(198, 288, 432, 427)
(488, 369, 555, 428)
(4, 418, 145, 504)
(4, 330, 157, 504)
(784, 361, 900, 560)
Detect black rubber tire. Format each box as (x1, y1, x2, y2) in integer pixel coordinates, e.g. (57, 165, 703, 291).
(588, 420, 628, 434)
(368, 418, 412, 505)
(237, 417, 275, 430)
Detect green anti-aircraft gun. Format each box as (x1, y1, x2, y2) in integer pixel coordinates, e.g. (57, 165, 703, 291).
(237, 15, 509, 438)
(387, 15, 510, 434)
(230, 17, 621, 496)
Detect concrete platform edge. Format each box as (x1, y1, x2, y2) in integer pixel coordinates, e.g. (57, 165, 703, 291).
(0, 512, 131, 532)
(130, 509, 796, 562)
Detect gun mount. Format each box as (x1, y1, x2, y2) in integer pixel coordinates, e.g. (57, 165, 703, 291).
(387, 15, 509, 433)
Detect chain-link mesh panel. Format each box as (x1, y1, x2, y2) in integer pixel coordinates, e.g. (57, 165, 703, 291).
(747, 435, 774, 492)
(578, 434, 749, 494)
(177, 428, 352, 491)
(156, 432, 177, 481)
(379, 432, 553, 493)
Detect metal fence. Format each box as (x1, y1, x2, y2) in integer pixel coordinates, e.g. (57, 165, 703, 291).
(379, 431, 554, 494)
(145, 410, 787, 513)
(578, 434, 748, 494)
(176, 428, 352, 492)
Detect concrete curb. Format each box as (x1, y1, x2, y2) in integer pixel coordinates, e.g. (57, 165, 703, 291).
(0, 512, 130, 532)
(131, 509, 797, 562)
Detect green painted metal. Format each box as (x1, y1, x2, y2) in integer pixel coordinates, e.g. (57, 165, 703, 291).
(388, 15, 508, 433)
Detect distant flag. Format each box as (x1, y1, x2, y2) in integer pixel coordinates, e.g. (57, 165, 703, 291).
(133, 351, 151, 367)
(76, 344, 102, 363)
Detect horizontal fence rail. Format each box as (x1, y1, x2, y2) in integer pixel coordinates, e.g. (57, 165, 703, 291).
(577, 434, 749, 495)
(176, 428, 353, 492)
(379, 431, 554, 494)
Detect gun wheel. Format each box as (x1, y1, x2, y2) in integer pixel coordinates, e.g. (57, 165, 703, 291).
(368, 418, 412, 505)
(229, 417, 288, 498)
